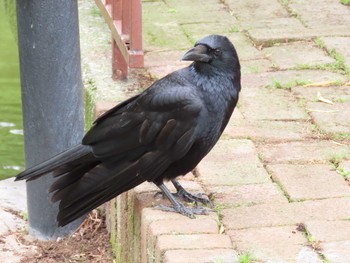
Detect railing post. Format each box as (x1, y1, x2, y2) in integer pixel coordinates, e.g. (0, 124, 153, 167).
(129, 0, 144, 68)
(121, 0, 130, 41)
(112, 0, 121, 21)
(96, 0, 144, 79)
(112, 38, 128, 80)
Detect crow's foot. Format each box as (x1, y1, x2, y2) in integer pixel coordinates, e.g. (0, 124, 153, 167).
(155, 203, 210, 218)
(154, 189, 212, 207)
(171, 179, 213, 207)
(173, 188, 212, 207)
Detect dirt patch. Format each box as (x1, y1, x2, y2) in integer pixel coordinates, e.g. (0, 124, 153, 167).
(1, 210, 113, 263)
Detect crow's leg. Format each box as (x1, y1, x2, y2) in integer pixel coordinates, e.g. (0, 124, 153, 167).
(156, 183, 209, 218)
(171, 179, 213, 207)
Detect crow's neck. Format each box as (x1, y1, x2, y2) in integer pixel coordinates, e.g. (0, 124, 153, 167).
(189, 62, 240, 94)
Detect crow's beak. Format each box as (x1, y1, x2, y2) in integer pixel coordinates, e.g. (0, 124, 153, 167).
(181, 44, 211, 62)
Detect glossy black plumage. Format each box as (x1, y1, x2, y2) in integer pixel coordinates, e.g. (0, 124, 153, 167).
(16, 35, 241, 226)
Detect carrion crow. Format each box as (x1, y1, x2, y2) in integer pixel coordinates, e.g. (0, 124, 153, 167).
(16, 34, 241, 226)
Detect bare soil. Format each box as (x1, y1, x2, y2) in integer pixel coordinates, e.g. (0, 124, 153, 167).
(1, 210, 113, 263)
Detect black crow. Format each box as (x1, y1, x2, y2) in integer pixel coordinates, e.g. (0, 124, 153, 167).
(16, 35, 241, 226)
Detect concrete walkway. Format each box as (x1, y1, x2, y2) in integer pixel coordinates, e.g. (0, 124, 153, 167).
(139, 0, 350, 262)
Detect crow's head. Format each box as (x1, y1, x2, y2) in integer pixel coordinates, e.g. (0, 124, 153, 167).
(182, 35, 240, 75)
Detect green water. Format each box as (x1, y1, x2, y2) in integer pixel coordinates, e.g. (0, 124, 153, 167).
(0, 7, 24, 180)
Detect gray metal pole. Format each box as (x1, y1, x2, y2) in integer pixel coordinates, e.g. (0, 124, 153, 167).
(16, 0, 85, 239)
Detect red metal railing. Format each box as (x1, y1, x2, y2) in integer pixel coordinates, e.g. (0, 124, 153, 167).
(95, 0, 144, 80)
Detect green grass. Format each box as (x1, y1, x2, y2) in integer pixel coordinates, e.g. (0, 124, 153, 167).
(336, 167, 350, 178)
(296, 223, 322, 252)
(340, 0, 350, 5)
(229, 26, 239, 33)
(332, 132, 350, 141)
(168, 8, 177, 13)
(239, 252, 253, 263)
(314, 38, 350, 78)
(20, 211, 28, 221)
(266, 79, 310, 90)
(90, 6, 102, 17)
(329, 152, 350, 168)
(83, 78, 97, 132)
(335, 96, 350, 103)
(213, 203, 227, 223)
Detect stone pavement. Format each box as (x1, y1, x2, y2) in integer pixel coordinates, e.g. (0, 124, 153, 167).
(2, 1, 350, 263)
(133, 0, 350, 262)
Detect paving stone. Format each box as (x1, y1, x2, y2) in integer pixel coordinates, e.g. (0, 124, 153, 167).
(305, 220, 350, 242)
(0, 178, 26, 212)
(247, 23, 313, 47)
(321, 240, 350, 263)
(263, 41, 335, 70)
(155, 234, 233, 262)
(223, 109, 313, 143)
(140, 208, 217, 263)
(227, 33, 265, 61)
(307, 102, 350, 134)
(0, 208, 24, 235)
(147, 218, 221, 263)
(339, 160, 350, 180)
(223, 203, 299, 230)
(163, 249, 239, 263)
(321, 37, 350, 69)
(239, 87, 308, 121)
(293, 86, 350, 134)
(268, 164, 350, 201)
(288, 0, 350, 30)
(144, 50, 187, 68)
(165, 0, 234, 24)
(241, 59, 274, 74)
(148, 218, 219, 236)
(208, 183, 288, 208)
(293, 86, 350, 102)
(226, 0, 289, 20)
(225, 118, 312, 142)
(197, 139, 270, 186)
(142, 2, 191, 51)
(156, 233, 232, 251)
(260, 140, 350, 164)
(222, 198, 350, 230)
(228, 226, 322, 262)
(181, 23, 240, 44)
(242, 70, 347, 89)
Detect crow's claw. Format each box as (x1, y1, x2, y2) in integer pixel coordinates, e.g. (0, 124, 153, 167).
(173, 189, 213, 207)
(155, 203, 210, 218)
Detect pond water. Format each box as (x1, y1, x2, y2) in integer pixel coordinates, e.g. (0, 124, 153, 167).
(0, 7, 24, 180)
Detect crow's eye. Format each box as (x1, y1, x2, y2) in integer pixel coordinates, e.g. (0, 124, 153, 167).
(213, 49, 222, 57)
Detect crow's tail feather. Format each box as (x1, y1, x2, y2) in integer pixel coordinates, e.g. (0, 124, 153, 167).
(15, 144, 94, 181)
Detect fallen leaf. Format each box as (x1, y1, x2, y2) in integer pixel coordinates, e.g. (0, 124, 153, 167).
(317, 91, 334, 104)
(219, 223, 225, 234)
(303, 81, 337, 87)
(306, 108, 339, 113)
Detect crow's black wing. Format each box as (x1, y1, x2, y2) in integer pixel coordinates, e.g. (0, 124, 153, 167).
(53, 74, 204, 225)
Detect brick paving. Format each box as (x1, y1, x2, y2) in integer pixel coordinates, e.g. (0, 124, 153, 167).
(76, 0, 350, 262)
(1, 1, 349, 262)
(134, 0, 350, 262)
